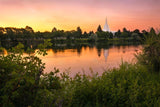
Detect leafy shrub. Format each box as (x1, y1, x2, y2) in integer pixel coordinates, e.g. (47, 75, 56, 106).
(68, 63, 160, 107)
(0, 40, 58, 107)
(136, 28, 160, 72)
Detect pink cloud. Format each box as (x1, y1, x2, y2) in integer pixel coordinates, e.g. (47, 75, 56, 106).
(0, 0, 160, 31)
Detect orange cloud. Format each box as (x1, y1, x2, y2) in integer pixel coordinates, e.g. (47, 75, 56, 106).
(0, 0, 160, 32)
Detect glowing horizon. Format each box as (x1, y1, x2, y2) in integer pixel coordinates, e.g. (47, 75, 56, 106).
(0, 0, 160, 32)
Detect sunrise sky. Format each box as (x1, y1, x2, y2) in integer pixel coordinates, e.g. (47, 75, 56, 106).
(0, 0, 160, 32)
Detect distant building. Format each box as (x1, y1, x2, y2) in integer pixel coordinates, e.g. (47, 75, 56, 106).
(103, 18, 116, 34)
(103, 18, 110, 32)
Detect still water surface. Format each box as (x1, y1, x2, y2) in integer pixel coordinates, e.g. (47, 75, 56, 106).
(39, 45, 142, 77)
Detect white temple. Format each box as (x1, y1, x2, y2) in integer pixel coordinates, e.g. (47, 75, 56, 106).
(103, 18, 116, 34)
(103, 18, 110, 32)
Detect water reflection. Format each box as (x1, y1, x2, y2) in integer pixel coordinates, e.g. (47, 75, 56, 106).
(103, 49, 109, 62)
(39, 45, 142, 77)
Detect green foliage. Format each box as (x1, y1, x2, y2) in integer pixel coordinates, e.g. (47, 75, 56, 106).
(67, 63, 160, 107)
(1, 45, 160, 107)
(0, 26, 145, 46)
(0, 41, 55, 107)
(11, 42, 24, 53)
(37, 39, 52, 56)
(136, 28, 160, 72)
(120, 32, 129, 38)
(1, 28, 160, 106)
(96, 31, 113, 41)
(88, 33, 98, 42)
(75, 27, 82, 38)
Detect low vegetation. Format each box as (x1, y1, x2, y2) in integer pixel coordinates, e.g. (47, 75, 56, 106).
(0, 29, 160, 106)
(136, 28, 160, 72)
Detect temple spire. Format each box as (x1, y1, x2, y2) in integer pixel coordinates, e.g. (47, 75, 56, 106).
(103, 18, 110, 32)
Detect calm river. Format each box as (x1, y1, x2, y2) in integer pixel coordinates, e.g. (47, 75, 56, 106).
(39, 45, 142, 77)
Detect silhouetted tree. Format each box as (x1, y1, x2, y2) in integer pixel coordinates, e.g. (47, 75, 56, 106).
(77, 27, 82, 35)
(76, 27, 82, 38)
(121, 28, 130, 38)
(83, 31, 88, 38)
(52, 27, 57, 32)
(25, 26, 34, 33)
(89, 31, 94, 36)
(142, 30, 149, 40)
(115, 29, 121, 38)
(97, 25, 102, 32)
(150, 27, 156, 36)
(133, 29, 140, 34)
(123, 28, 128, 33)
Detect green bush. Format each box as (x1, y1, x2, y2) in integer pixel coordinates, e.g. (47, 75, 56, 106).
(1, 53, 160, 107)
(68, 63, 160, 107)
(136, 28, 160, 72)
(1, 34, 160, 106)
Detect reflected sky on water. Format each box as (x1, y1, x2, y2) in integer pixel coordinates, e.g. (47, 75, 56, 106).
(39, 45, 142, 77)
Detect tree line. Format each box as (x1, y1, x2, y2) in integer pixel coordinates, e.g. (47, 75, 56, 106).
(0, 25, 155, 43)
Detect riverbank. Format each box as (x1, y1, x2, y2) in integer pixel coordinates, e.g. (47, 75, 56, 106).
(0, 29, 160, 106)
(0, 38, 142, 50)
(1, 59, 160, 106)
